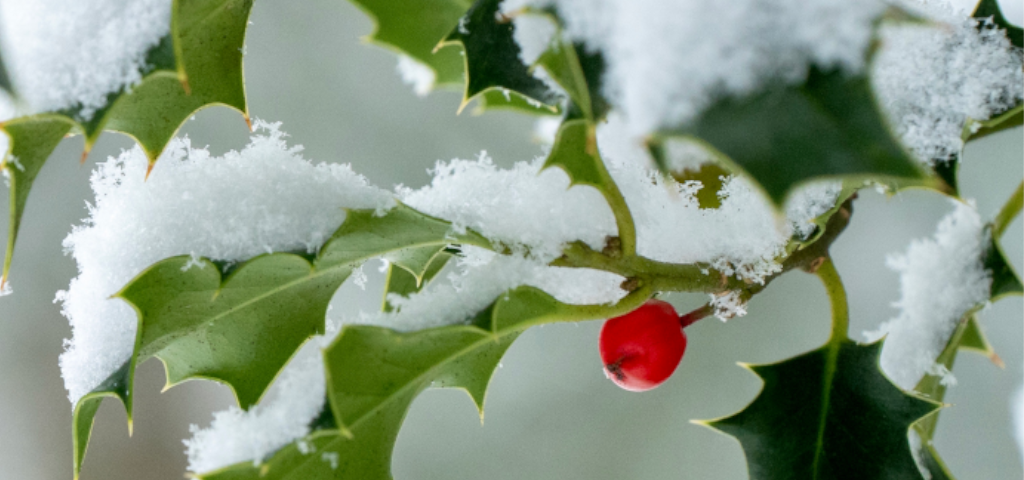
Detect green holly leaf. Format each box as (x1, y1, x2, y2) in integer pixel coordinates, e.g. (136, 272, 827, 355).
(0, 115, 76, 288)
(1, 0, 254, 286)
(701, 339, 938, 479)
(470, 88, 559, 115)
(964, 104, 1023, 145)
(347, 0, 472, 88)
(791, 181, 862, 250)
(535, 35, 609, 121)
(973, 0, 1023, 48)
(543, 118, 636, 254)
(444, 0, 559, 113)
(671, 162, 731, 210)
(700, 259, 938, 479)
(71, 204, 491, 479)
(0, 47, 12, 96)
(985, 235, 1023, 300)
(195, 285, 651, 480)
(382, 249, 453, 312)
(651, 67, 929, 207)
(72, 362, 131, 480)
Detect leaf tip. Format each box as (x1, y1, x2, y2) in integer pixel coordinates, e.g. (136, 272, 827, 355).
(179, 74, 192, 96)
(990, 352, 1006, 369)
(456, 97, 472, 115)
(244, 114, 253, 132)
(79, 148, 89, 165)
(144, 161, 155, 181)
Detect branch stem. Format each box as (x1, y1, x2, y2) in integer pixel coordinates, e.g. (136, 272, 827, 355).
(815, 257, 849, 342)
(993, 180, 1023, 238)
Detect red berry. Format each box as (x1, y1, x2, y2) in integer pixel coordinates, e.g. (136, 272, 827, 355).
(599, 299, 686, 392)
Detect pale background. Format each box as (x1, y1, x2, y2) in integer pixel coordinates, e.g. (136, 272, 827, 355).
(0, 1, 1021, 479)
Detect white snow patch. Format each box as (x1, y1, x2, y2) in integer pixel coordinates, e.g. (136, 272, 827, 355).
(185, 247, 627, 472)
(185, 320, 339, 473)
(0, 0, 172, 117)
(873, 2, 1024, 165)
(512, 14, 557, 66)
(399, 151, 616, 262)
(396, 55, 436, 98)
(508, 0, 885, 135)
(58, 121, 393, 404)
(864, 200, 991, 391)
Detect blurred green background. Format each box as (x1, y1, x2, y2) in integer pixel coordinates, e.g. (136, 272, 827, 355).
(0, 1, 1021, 479)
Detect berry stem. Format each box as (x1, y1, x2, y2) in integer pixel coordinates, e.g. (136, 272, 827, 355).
(679, 304, 713, 328)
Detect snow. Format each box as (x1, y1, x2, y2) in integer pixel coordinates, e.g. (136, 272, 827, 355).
(399, 151, 617, 262)
(57, 121, 393, 404)
(873, 2, 1024, 165)
(0, 89, 17, 194)
(785, 181, 844, 240)
(864, 200, 992, 391)
(709, 290, 748, 321)
(396, 55, 436, 98)
(368, 246, 627, 332)
(506, 0, 885, 135)
(0, 0, 172, 118)
(597, 115, 840, 284)
(185, 247, 627, 472)
(512, 14, 557, 66)
(185, 319, 339, 473)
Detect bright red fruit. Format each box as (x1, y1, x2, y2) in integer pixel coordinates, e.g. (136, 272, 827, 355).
(599, 299, 686, 392)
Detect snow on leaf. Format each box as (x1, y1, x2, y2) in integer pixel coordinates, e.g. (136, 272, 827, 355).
(650, 67, 929, 207)
(194, 285, 652, 480)
(1, 0, 254, 286)
(71, 204, 491, 478)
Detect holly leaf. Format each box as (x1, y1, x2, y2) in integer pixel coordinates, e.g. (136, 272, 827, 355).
(0, 116, 76, 288)
(470, 88, 559, 115)
(535, 35, 609, 121)
(382, 249, 453, 312)
(543, 118, 635, 253)
(348, 0, 472, 88)
(0, 46, 11, 96)
(671, 163, 731, 210)
(444, 0, 559, 113)
(701, 339, 938, 479)
(71, 204, 491, 479)
(973, 0, 1023, 48)
(195, 285, 650, 480)
(966, 0, 1023, 144)
(985, 235, 1023, 300)
(1, 0, 254, 286)
(650, 67, 929, 207)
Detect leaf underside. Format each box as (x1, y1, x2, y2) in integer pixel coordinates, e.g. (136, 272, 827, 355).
(1, 0, 254, 286)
